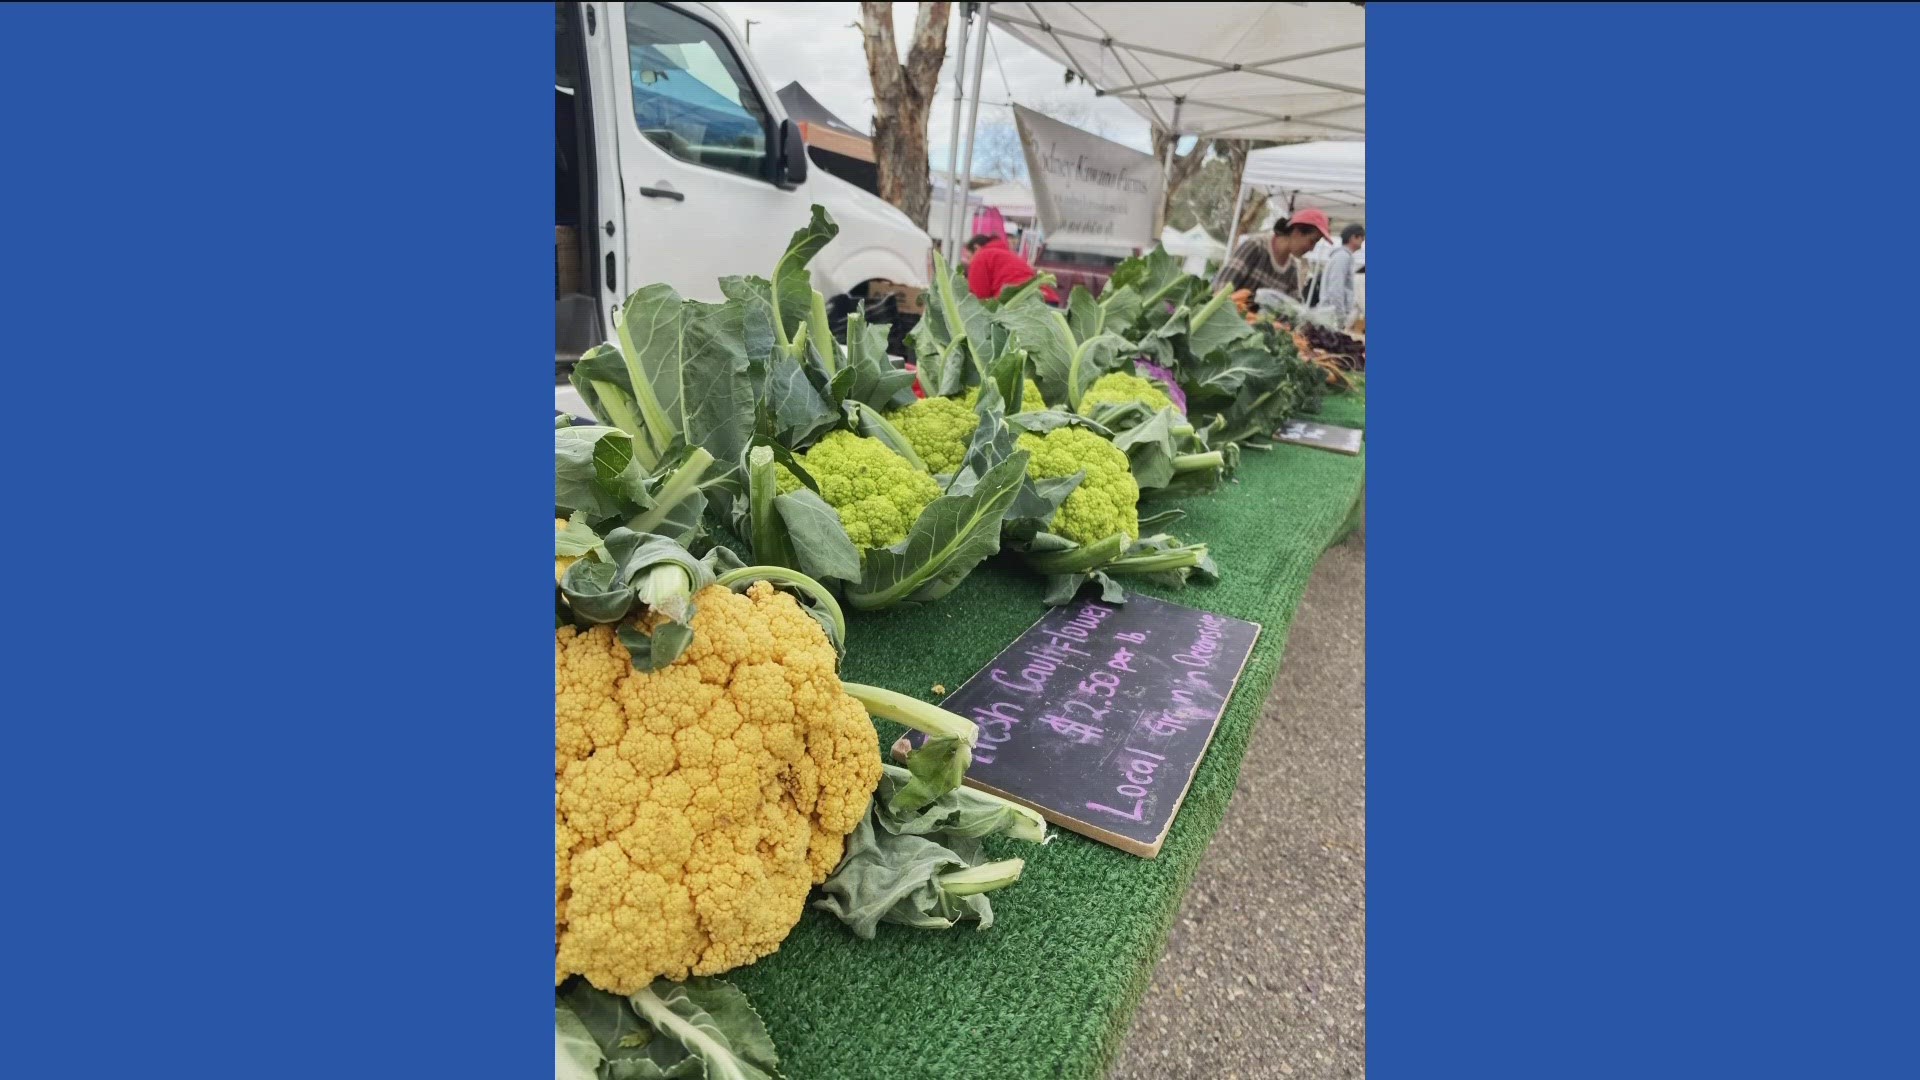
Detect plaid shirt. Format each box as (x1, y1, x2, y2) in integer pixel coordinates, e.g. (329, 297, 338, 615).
(1212, 236, 1301, 298)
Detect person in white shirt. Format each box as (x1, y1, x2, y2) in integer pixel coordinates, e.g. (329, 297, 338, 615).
(1320, 224, 1366, 328)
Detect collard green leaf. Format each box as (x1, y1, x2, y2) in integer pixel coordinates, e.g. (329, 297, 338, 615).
(773, 488, 861, 583)
(560, 530, 715, 669)
(555, 513, 608, 560)
(557, 426, 712, 544)
(993, 294, 1131, 412)
(607, 1060, 702, 1080)
(737, 443, 859, 585)
(911, 253, 992, 387)
(1107, 246, 1194, 314)
(983, 343, 1032, 413)
(558, 982, 657, 1069)
(613, 284, 757, 486)
(620, 618, 695, 674)
(1009, 410, 1110, 438)
(1022, 531, 1128, 576)
(990, 271, 1056, 309)
(560, 978, 776, 1080)
(560, 558, 633, 623)
(717, 275, 779, 363)
(1066, 284, 1105, 343)
(991, 295, 1075, 400)
(556, 1004, 604, 1080)
(848, 401, 928, 473)
(624, 446, 716, 546)
(889, 736, 971, 814)
(762, 350, 839, 447)
(838, 310, 918, 410)
(1137, 505, 1187, 531)
(1110, 407, 1181, 490)
(628, 978, 781, 1080)
(814, 815, 997, 939)
(1184, 285, 1257, 360)
(847, 452, 1028, 610)
(873, 762, 1048, 843)
(1041, 568, 1130, 607)
(771, 205, 839, 350)
(556, 425, 636, 523)
(1097, 283, 1145, 334)
(1183, 345, 1283, 410)
(570, 344, 652, 449)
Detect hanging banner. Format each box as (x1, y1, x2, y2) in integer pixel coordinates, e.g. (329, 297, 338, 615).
(1015, 104, 1161, 256)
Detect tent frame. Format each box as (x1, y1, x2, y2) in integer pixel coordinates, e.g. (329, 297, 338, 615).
(938, 3, 1363, 266)
(991, 8, 1364, 137)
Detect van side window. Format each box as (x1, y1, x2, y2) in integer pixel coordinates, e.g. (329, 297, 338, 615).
(624, 3, 771, 181)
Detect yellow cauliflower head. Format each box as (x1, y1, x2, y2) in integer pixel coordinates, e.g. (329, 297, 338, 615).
(773, 430, 940, 549)
(1077, 371, 1175, 417)
(887, 395, 980, 476)
(554, 581, 882, 994)
(964, 377, 1047, 411)
(1016, 425, 1140, 546)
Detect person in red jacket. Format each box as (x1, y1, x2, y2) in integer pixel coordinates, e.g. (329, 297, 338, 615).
(965, 234, 1061, 305)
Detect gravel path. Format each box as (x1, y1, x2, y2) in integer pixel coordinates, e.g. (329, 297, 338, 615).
(1109, 528, 1367, 1080)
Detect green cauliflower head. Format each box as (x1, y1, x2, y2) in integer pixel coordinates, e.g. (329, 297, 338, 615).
(776, 430, 940, 549)
(888, 396, 980, 477)
(965, 378, 1048, 412)
(1076, 371, 1177, 418)
(1015, 425, 1139, 547)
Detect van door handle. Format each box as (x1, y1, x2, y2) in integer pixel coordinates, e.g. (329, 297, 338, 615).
(639, 186, 684, 201)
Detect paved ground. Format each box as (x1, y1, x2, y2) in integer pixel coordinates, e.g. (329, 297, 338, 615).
(1110, 527, 1367, 1080)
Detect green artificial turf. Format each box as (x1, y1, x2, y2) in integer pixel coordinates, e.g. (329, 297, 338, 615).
(727, 393, 1367, 1079)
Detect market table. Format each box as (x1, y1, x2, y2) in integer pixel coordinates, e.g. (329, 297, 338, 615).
(728, 392, 1368, 1080)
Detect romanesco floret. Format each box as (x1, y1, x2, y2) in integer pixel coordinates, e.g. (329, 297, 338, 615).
(964, 377, 1047, 411)
(774, 430, 940, 549)
(887, 395, 979, 476)
(1077, 371, 1177, 417)
(555, 580, 883, 994)
(1015, 425, 1140, 546)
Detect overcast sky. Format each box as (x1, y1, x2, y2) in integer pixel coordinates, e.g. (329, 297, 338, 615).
(713, 1, 1159, 172)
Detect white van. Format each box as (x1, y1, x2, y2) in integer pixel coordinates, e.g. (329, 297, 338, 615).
(556, 2, 931, 371)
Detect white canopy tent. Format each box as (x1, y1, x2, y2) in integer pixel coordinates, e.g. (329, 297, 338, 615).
(936, 3, 1365, 261)
(973, 180, 1037, 222)
(1160, 225, 1227, 276)
(1228, 139, 1366, 253)
(992, 3, 1366, 141)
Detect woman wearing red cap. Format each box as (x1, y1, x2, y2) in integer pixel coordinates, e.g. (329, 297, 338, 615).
(1212, 207, 1333, 299)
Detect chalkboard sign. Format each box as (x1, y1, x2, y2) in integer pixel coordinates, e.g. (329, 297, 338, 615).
(912, 595, 1261, 857)
(1275, 419, 1364, 455)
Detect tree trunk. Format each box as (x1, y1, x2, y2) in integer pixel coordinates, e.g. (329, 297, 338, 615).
(1220, 138, 1303, 238)
(1152, 129, 1214, 235)
(1238, 190, 1271, 239)
(861, 2, 951, 231)
(1217, 140, 1266, 238)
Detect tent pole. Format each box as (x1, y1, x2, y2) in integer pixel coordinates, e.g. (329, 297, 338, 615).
(954, 4, 992, 250)
(1156, 98, 1182, 238)
(1224, 177, 1249, 255)
(939, 7, 971, 260)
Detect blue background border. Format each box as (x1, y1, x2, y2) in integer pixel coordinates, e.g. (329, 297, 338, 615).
(1, 4, 551, 1075)
(1, 2, 1915, 1075)
(1373, 4, 1919, 1075)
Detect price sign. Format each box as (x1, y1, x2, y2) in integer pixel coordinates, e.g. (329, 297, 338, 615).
(914, 595, 1260, 857)
(1275, 419, 1364, 455)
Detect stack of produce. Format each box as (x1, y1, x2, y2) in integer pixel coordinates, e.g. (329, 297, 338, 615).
(555, 452, 1050, 1077)
(554, 210, 1365, 1075)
